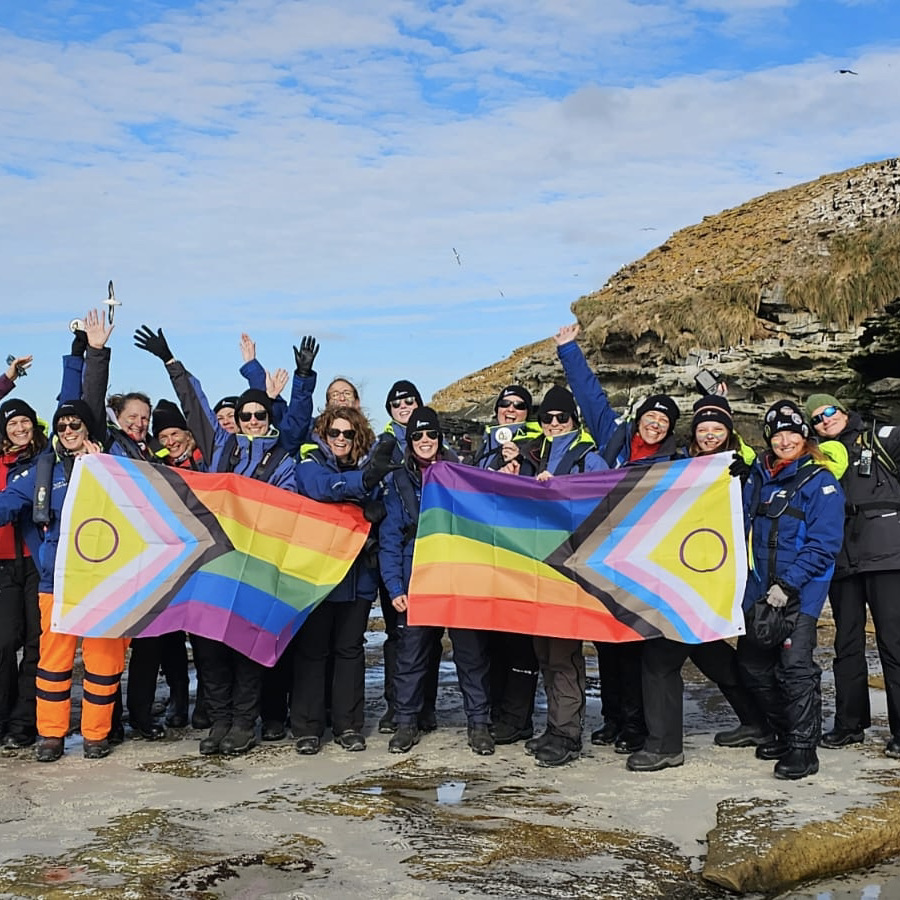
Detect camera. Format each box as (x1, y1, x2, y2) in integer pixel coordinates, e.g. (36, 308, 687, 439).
(694, 368, 723, 396)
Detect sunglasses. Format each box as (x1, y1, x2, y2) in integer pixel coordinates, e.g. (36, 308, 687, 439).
(498, 399, 527, 411)
(390, 397, 416, 409)
(238, 411, 269, 422)
(811, 405, 838, 426)
(539, 412, 571, 425)
(327, 428, 356, 440)
(56, 420, 83, 433)
(411, 429, 439, 442)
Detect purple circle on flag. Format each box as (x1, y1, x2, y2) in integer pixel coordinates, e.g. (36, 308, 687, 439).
(679, 528, 727, 573)
(74, 517, 120, 564)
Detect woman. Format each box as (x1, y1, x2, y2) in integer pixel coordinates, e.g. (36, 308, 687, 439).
(379, 407, 494, 756)
(737, 400, 844, 780)
(291, 406, 393, 755)
(0, 400, 127, 762)
(626, 394, 770, 772)
(0, 399, 47, 748)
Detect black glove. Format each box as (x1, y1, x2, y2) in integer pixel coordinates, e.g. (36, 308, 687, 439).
(293, 335, 320, 377)
(728, 452, 753, 480)
(134, 325, 173, 363)
(71, 329, 88, 358)
(362, 436, 400, 491)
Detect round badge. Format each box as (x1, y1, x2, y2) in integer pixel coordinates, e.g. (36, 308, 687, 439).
(495, 426, 513, 444)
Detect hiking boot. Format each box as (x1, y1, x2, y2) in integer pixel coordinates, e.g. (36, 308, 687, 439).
(107, 724, 125, 745)
(886, 737, 900, 760)
(819, 727, 864, 749)
(774, 747, 819, 780)
(590, 720, 621, 745)
(334, 730, 366, 751)
(132, 721, 166, 741)
(417, 708, 438, 734)
(492, 722, 534, 745)
(261, 720, 286, 741)
(467, 724, 495, 756)
(378, 706, 397, 734)
(626, 749, 684, 772)
(220, 724, 257, 756)
(199, 723, 230, 756)
(534, 735, 580, 767)
(389, 724, 420, 754)
(524, 730, 553, 756)
(191, 707, 212, 730)
(614, 731, 646, 754)
(295, 735, 321, 756)
(714, 724, 773, 748)
(2, 732, 35, 751)
(35, 737, 64, 763)
(755, 737, 790, 760)
(83, 738, 111, 760)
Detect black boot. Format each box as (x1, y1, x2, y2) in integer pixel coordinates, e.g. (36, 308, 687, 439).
(524, 730, 553, 756)
(199, 722, 230, 756)
(755, 736, 789, 760)
(774, 747, 819, 780)
(220, 723, 257, 756)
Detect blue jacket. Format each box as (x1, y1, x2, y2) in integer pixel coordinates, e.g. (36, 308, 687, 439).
(239, 359, 290, 431)
(742, 454, 845, 618)
(277, 370, 316, 457)
(474, 420, 543, 470)
(296, 438, 377, 603)
(166, 360, 295, 490)
(520, 428, 608, 476)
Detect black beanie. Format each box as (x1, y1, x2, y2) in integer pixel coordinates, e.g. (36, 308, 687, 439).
(214, 395, 238, 414)
(152, 399, 188, 437)
(635, 394, 679, 434)
(385, 379, 423, 413)
(406, 406, 442, 444)
(52, 400, 97, 440)
(691, 394, 733, 435)
(538, 386, 579, 426)
(1, 399, 39, 432)
(494, 385, 533, 416)
(235, 389, 274, 419)
(763, 400, 809, 445)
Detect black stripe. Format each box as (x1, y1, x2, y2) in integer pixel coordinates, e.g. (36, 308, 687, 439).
(82, 689, 117, 706)
(36, 667, 73, 682)
(83, 670, 123, 686)
(36, 687, 71, 702)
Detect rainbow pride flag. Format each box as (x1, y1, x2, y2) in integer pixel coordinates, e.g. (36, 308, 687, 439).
(407, 456, 746, 643)
(53, 456, 370, 665)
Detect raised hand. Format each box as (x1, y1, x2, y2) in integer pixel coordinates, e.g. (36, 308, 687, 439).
(554, 323, 580, 346)
(133, 324, 174, 363)
(266, 368, 289, 398)
(5, 355, 33, 381)
(240, 333, 256, 363)
(85, 308, 114, 349)
(293, 335, 320, 377)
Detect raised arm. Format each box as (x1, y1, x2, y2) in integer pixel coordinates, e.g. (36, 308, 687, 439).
(82, 308, 115, 438)
(279, 336, 319, 455)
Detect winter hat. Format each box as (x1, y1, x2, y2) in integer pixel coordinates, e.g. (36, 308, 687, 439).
(406, 407, 442, 443)
(214, 395, 238, 414)
(494, 385, 533, 415)
(763, 400, 810, 445)
(1, 398, 39, 432)
(235, 388, 273, 419)
(691, 394, 733, 435)
(152, 399, 188, 438)
(538, 386, 579, 426)
(634, 395, 680, 434)
(804, 393, 847, 419)
(384, 379, 423, 413)
(52, 400, 97, 440)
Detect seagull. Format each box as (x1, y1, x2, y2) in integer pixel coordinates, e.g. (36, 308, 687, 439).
(836, 69, 858, 75)
(499, 290, 504, 297)
(452, 247, 461, 265)
(104, 280, 122, 323)
(640, 226, 657, 231)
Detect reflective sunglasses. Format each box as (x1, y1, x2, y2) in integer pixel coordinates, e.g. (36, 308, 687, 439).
(327, 428, 356, 440)
(811, 405, 838, 426)
(56, 420, 83, 433)
(238, 410, 269, 422)
(498, 399, 527, 410)
(411, 429, 439, 442)
(539, 411, 571, 425)
(390, 397, 417, 409)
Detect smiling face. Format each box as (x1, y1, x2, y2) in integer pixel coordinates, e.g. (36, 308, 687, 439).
(390, 396, 418, 425)
(327, 380, 360, 410)
(496, 398, 529, 425)
(637, 411, 670, 445)
(237, 402, 270, 437)
(216, 407, 237, 433)
(326, 417, 354, 461)
(540, 411, 575, 438)
(118, 399, 151, 442)
(56, 416, 88, 453)
(410, 427, 440, 463)
(694, 422, 730, 454)
(158, 426, 195, 459)
(811, 404, 848, 439)
(6, 415, 34, 449)
(771, 430, 805, 462)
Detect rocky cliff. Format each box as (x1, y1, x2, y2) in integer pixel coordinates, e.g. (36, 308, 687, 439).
(433, 157, 900, 442)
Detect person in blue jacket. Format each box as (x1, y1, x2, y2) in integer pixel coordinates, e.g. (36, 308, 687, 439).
(379, 407, 495, 757)
(291, 406, 395, 755)
(738, 400, 845, 780)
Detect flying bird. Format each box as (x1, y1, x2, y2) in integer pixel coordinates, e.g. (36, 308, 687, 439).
(499, 290, 504, 298)
(836, 69, 858, 75)
(452, 247, 461, 265)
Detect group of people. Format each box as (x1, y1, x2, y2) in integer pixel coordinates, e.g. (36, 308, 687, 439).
(1, 317, 897, 783)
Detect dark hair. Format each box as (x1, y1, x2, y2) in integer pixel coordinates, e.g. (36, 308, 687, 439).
(108, 392, 152, 418)
(314, 406, 375, 466)
(325, 377, 360, 405)
(1, 423, 48, 457)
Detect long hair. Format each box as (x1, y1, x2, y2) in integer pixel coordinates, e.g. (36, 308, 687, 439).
(1, 423, 48, 457)
(314, 406, 375, 467)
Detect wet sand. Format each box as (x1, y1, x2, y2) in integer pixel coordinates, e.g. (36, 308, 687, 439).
(1, 624, 898, 899)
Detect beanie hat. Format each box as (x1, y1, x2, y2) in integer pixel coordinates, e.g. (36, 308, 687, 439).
(406, 407, 442, 444)
(385, 379, 423, 413)
(235, 389, 273, 420)
(804, 393, 847, 419)
(494, 385, 533, 416)
(152, 399, 188, 438)
(691, 394, 733, 435)
(763, 400, 810, 444)
(538, 386, 579, 426)
(52, 400, 97, 440)
(214, 395, 238, 414)
(1, 398, 39, 432)
(634, 395, 679, 434)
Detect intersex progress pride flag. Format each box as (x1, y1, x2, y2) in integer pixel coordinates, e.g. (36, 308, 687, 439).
(53, 455, 370, 666)
(407, 456, 747, 643)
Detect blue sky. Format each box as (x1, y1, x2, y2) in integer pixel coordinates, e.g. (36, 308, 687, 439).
(2, 0, 899, 425)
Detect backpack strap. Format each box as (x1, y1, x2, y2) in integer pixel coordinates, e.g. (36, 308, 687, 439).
(32, 452, 57, 527)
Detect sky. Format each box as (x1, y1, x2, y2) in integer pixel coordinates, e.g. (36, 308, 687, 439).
(2, 0, 900, 426)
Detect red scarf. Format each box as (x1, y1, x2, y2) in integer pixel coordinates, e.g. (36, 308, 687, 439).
(629, 433, 664, 462)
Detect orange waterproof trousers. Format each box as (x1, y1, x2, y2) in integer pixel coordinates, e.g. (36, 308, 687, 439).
(36, 593, 129, 741)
